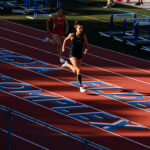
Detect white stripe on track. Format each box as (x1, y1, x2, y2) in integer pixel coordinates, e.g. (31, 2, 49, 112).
(0, 38, 150, 148)
(1, 77, 150, 149)
(1, 25, 150, 87)
(1, 31, 150, 87)
(1, 36, 150, 114)
(0, 22, 150, 149)
(1, 19, 150, 65)
(0, 25, 150, 75)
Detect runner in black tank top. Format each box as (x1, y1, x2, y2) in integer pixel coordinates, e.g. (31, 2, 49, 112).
(70, 32, 84, 59)
(61, 21, 88, 93)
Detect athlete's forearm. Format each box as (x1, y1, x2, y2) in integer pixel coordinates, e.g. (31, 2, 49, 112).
(65, 19, 69, 34)
(46, 16, 53, 33)
(46, 21, 50, 33)
(62, 39, 67, 52)
(84, 42, 88, 55)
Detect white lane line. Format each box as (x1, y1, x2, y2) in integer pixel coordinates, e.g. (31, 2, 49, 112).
(1, 80, 150, 149)
(1, 25, 150, 76)
(1, 19, 150, 71)
(1, 36, 150, 113)
(0, 34, 150, 88)
(1, 18, 150, 65)
(0, 40, 150, 148)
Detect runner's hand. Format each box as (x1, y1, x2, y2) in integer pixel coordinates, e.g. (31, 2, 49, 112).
(84, 48, 88, 55)
(62, 47, 65, 52)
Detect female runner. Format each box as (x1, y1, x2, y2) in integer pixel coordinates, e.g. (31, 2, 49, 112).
(62, 20, 88, 92)
(43, 8, 69, 63)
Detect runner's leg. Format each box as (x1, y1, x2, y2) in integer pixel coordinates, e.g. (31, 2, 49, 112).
(53, 34, 62, 61)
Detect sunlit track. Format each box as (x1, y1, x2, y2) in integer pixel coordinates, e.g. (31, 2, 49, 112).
(1, 26, 150, 89)
(1, 25, 150, 76)
(0, 30, 150, 122)
(1, 37, 150, 115)
(0, 90, 106, 150)
(1, 20, 150, 150)
(1, 64, 150, 149)
(1, 32, 150, 95)
(0, 34, 150, 96)
(1, 19, 150, 73)
(0, 26, 150, 121)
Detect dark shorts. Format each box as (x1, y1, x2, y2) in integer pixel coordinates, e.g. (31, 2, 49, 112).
(69, 52, 83, 60)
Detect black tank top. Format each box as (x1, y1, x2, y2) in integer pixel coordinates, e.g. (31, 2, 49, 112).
(71, 33, 84, 53)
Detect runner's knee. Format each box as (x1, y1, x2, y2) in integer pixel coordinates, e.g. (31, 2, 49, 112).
(75, 67, 80, 75)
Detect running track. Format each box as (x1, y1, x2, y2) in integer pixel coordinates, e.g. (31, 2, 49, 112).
(0, 19, 150, 150)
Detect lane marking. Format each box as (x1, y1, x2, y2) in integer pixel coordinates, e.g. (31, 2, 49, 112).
(1, 19, 150, 65)
(1, 74, 150, 149)
(1, 38, 150, 113)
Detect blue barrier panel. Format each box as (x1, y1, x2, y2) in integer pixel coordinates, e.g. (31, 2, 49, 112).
(0, 105, 110, 150)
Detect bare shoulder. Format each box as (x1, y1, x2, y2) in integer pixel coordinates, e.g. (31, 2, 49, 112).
(48, 15, 54, 21)
(68, 33, 74, 38)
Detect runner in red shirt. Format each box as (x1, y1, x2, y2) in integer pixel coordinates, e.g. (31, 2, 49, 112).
(43, 8, 69, 63)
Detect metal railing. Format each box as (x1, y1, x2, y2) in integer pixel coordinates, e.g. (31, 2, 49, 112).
(0, 105, 110, 150)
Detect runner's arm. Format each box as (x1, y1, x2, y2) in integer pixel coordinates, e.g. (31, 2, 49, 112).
(64, 16, 69, 35)
(46, 15, 54, 33)
(62, 33, 73, 52)
(83, 34, 88, 55)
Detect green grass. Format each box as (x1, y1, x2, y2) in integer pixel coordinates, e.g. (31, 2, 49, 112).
(0, 0, 150, 60)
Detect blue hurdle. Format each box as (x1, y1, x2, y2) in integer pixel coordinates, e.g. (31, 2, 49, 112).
(14, 0, 60, 19)
(113, 17, 150, 42)
(12, 0, 54, 16)
(99, 13, 137, 38)
(126, 21, 150, 46)
(141, 46, 150, 51)
(0, 0, 18, 8)
(32, 0, 60, 19)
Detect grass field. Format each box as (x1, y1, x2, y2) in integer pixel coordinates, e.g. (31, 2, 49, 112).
(0, 0, 150, 60)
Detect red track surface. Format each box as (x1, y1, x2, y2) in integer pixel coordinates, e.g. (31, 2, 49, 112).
(0, 19, 150, 150)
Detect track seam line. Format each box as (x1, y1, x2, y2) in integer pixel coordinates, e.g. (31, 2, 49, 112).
(1, 36, 150, 113)
(1, 32, 150, 87)
(1, 21, 150, 149)
(1, 37, 150, 112)
(1, 25, 150, 75)
(1, 81, 150, 149)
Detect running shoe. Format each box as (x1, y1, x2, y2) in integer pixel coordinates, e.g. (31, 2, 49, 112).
(103, 5, 111, 8)
(61, 61, 68, 69)
(80, 87, 86, 93)
(110, 2, 115, 6)
(60, 58, 65, 63)
(42, 37, 49, 42)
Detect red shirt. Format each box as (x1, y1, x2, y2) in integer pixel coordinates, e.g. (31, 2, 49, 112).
(52, 15, 65, 37)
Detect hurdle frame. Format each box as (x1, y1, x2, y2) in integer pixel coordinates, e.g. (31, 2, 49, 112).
(126, 21, 150, 46)
(26, 0, 59, 19)
(99, 13, 137, 38)
(0, 0, 18, 8)
(12, 0, 54, 17)
(141, 46, 150, 51)
(113, 17, 150, 42)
